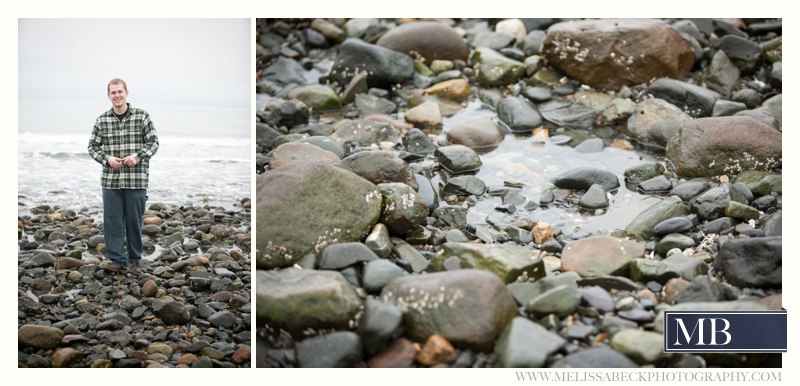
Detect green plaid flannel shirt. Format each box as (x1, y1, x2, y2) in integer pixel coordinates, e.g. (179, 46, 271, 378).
(88, 104, 159, 189)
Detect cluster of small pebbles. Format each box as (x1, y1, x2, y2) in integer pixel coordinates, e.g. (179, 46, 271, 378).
(18, 200, 252, 368)
(256, 18, 781, 368)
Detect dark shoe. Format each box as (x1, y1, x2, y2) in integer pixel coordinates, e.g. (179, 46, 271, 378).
(127, 261, 142, 275)
(102, 262, 128, 274)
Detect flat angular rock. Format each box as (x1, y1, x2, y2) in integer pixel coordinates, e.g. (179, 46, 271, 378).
(610, 329, 672, 365)
(666, 116, 782, 178)
(430, 243, 545, 283)
(539, 98, 600, 129)
(256, 268, 362, 339)
(442, 176, 486, 196)
(435, 145, 482, 174)
(319, 242, 378, 270)
(580, 183, 609, 209)
(542, 19, 694, 91)
(526, 285, 581, 318)
(494, 317, 566, 367)
(470, 47, 526, 87)
(629, 259, 680, 284)
(710, 35, 763, 75)
(257, 161, 382, 269)
(380, 269, 518, 352)
(561, 236, 646, 278)
(362, 259, 409, 294)
(625, 196, 690, 241)
(703, 50, 740, 97)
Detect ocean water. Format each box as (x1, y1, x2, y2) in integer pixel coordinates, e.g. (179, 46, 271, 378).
(18, 97, 251, 217)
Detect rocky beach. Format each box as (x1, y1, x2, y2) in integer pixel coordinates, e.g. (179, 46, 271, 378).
(256, 18, 782, 368)
(17, 200, 253, 368)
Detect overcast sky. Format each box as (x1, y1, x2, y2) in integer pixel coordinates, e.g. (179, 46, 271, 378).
(18, 19, 250, 107)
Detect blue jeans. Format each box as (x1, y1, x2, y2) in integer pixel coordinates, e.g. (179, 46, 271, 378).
(102, 188, 147, 264)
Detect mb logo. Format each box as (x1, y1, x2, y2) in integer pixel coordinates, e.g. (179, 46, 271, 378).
(673, 318, 731, 346)
(663, 310, 787, 353)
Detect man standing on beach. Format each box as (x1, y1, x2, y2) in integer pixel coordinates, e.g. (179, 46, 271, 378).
(88, 78, 159, 275)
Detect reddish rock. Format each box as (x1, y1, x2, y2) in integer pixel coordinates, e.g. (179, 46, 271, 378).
(561, 236, 646, 278)
(367, 338, 418, 368)
(143, 216, 163, 226)
(52, 348, 83, 368)
(177, 353, 198, 364)
(142, 279, 158, 297)
(759, 293, 782, 310)
(415, 334, 457, 366)
(61, 334, 90, 344)
(377, 21, 469, 64)
(542, 19, 694, 91)
(663, 277, 691, 305)
(666, 116, 782, 177)
(268, 142, 340, 170)
(231, 345, 251, 364)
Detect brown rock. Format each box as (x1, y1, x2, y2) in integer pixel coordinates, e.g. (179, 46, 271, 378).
(637, 289, 659, 306)
(29, 278, 52, 293)
(377, 21, 469, 64)
(663, 277, 691, 305)
(532, 222, 554, 244)
(143, 216, 163, 226)
(231, 345, 251, 364)
(542, 19, 694, 91)
(404, 101, 443, 127)
(67, 271, 82, 281)
(53, 257, 84, 270)
(610, 138, 634, 150)
(367, 338, 418, 368)
(268, 142, 340, 170)
(310, 18, 345, 44)
(147, 343, 173, 357)
(425, 79, 471, 100)
(446, 117, 505, 152)
(142, 279, 158, 297)
(759, 293, 782, 310)
(561, 236, 646, 278)
(666, 116, 782, 177)
(415, 334, 457, 366)
(52, 347, 83, 368)
(177, 353, 198, 364)
(211, 291, 233, 302)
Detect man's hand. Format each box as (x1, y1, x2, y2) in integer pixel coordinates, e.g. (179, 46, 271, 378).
(107, 156, 124, 169)
(122, 155, 138, 166)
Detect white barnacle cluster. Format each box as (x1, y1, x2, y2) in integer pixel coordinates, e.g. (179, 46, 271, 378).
(313, 228, 342, 253)
(549, 36, 590, 62)
(384, 200, 396, 214)
(400, 193, 414, 210)
(490, 66, 503, 75)
(516, 271, 530, 283)
(393, 287, 466, 315)
(365, 189, 381, 203)
(265, 241, 292, 261)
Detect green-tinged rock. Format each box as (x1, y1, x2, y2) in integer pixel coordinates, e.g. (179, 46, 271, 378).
(663, 253, 708, 281)
(655, 233, 696, 255)
(380, 269, 518, 352)
(392, 239, 429, 272)
(610, 329, 672, 365)
(470, 47, 526, 87)
(763, 36, 782, 63)
(430, 243, 544, 283)
(624, 162, 666, 183)
(494, 317, 566, 367)
(507, 275, 579, 306)
(724, 201, 760, 220)
(573, 90, 614, 111)
(256, 161, 382, 269)
(378, 183, 428, 234)
(335, 151, 418, 191)
(561, 236, 646, 278)
(527, 68, 563, 88)
(287, 84, 342, 111)
(624, 196, 690, 241)
(525, 285, 581, 318)
(629, 259, 680, 284)
(256, 268, 362, 339)
(414, 59, 435, 77)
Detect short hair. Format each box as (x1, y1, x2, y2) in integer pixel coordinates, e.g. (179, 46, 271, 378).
(107, 78, 127, 93)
